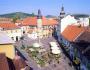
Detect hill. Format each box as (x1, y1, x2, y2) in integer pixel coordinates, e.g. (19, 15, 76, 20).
(46, 15, 57, 18)
(0, 12, 36, 19)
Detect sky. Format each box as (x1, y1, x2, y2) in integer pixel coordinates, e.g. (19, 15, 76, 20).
(0, 0, 90, 16)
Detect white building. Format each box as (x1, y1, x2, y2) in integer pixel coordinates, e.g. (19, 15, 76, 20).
(0, 23, 22, 41)
(61, 15, 77, 33)
(73, 14, 89, 26)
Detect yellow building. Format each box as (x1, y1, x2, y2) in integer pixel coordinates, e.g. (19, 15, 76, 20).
(0, 31, 15, 59)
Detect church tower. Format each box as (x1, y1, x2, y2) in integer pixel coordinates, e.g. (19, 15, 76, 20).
(37, 9, 42, 28)
(57, 5, 65, 41)
(37, 9, 43, 41)
(60, 5, 65, 19)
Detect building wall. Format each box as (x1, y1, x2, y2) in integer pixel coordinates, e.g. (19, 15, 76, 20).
(21, 26, 30, 33)
(28, 29, 53, 39)
(3, 29, 22, 41)
(0, 44, 15, 59)
(61, 15, 77, 33)
(79, 18, 89, 26)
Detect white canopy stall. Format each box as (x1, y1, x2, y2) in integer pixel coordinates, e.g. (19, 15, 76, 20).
(33, 43, 40, 48)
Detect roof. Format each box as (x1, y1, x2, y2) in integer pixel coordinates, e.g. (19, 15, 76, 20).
(75, 31, 90, 43)
(22, 17, 37, 26)
(74, 40, 90, 60)
(61, 25, 90, 42)
(0, 18, 12, 23)
(7, 50, 27, 70)
(72, 14, 89, 18)
(0, 23, 20, 30)
(0, 31, 14, 44)
(13, 56, 26, 70)
(73, 31, 90, 60)
(0, 48, 27, 70)
(0, 53, 9, 70)
(22, 16, 58, 26)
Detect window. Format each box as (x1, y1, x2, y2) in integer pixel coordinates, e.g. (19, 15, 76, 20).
(11, 37, 14, 40)
(11, 30, 13, 33)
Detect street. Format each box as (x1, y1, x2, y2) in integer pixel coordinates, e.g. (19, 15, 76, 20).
(15, 36, 75, 70)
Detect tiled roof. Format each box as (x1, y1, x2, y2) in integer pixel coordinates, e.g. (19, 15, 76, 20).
(61, 25, 85, 42)
(0, 23, 20, 30)
(0, 18, 12, 23)
(74, 39, 90, 60)
(0, 53, 9, 70)
(16, 19, 22, 23)
(75, 31, 90, 43)
(13, 55, 26, 70)
(22, 16, 58, 26)
(74, 31, 90, 60)
(22, 17, 37, 26)
(13, 50, 27, 70)
(0, 31, 14, 44)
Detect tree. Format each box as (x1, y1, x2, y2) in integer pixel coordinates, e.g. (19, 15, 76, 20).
(31, 12, 35, 17)
(12, 15, 20, 23)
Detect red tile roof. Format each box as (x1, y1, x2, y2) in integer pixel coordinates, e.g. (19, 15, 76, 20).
(0, 23, 20, 29)
(13, 56, 26, 70)
(0, 53, 9, 70)
(22, 17, 37, 26)
(13, 51, 26, 70)
(61, 25, 88, 42)
(16, 19, 22, 23)
(22, 16, 58, 26)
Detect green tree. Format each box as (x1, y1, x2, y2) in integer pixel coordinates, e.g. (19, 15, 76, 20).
(31, 12, 35, 17)
(12, 15, 20, 23)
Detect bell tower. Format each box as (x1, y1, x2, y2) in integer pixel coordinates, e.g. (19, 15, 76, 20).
(37, 9, 42, 28)
(60, 5, 65, 19)
(57, 5, 65, 42)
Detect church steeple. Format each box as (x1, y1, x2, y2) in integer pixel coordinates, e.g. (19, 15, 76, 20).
(37, 9, 42, 19)
(60, 4, 65, 19)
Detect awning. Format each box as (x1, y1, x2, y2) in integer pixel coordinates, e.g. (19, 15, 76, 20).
(33, 43, 40, 48)
(51, 49, 61, 54)
(50, 42, 57, 47)
(51, 46, 59, 50)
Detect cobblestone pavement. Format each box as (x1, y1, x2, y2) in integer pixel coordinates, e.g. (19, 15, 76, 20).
(15, 36, 75, 70)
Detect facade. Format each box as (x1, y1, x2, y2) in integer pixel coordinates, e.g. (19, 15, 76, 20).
(60, 25, 90, 70)
(0, 31, 15, 59)
(61, 15, 77, 33)
(0, 23, 22, 41)
(21, 10, 58, 39)
(72, 14, 89, 26)
(0, 31, 28, 70)
(0, 17, 12, 23)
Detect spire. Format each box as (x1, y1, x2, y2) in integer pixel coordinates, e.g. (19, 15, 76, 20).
(60, 4, 65, 19)
(61, 4, 64, 11)
(37, 9, 42, 19)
